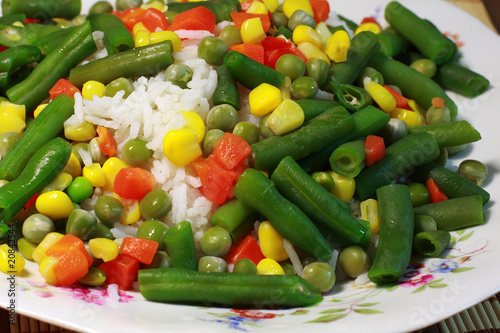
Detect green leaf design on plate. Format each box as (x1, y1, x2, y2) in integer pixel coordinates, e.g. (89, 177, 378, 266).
(329, 298, 343, 302)
(308, 313, 348, 323)
(353, 308, 383, 315)
(411, 285, 426, 294)
(452, 267, 474, 273)
(458, 231, 474, 242)
(356, 302, 379, 307)
(319, 308, 347, 314)
(429, 278, 443, 284)
(455, 229, 465, 235)
(385, 285, 398, 292)
(290, 309, 309, 315)
(450, 236, 457, 243)
(428, 283, 447, 288)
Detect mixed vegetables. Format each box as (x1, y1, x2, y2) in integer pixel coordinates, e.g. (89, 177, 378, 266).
(0, 0, 492, 309)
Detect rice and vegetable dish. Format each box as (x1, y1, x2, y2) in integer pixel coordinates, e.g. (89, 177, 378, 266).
(0, 0, 491, 308)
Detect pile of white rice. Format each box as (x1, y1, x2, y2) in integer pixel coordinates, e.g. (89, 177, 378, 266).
(66, 45, 219, 243)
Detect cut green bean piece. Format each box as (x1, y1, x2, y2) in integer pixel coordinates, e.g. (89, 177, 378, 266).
(1, 0, 82, 19)
(294, 99, 340, 121)
(413, 230, 451, 257)
(413, 215, 437, 234)
(329, 140, 366, 178)
(434, 62, 489, 97)
(407, 120, 481, 148)
(87, 13, 134, 55)
(163, 221, 197, 271)
(213, 64, 241, 110)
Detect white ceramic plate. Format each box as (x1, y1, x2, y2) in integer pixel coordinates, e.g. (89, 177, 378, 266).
(1, 0, 499, 332)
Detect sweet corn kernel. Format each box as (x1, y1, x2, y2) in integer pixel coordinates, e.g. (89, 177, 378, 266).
(0, 111, 25, 135)
(258, 221, 289, 261)
(363, 78, 397, 113)
(88, 238, 119, 262)
(315, 22, 332, 44)
(262, 0, 279, 12)
(62, 153, 82, 179)
(40, 172, 73, 194)
(64, 121, 97, 141)
(324, 30, 350, 63)
(39, 255, 58, 285)
(282, 0, 314, 18)
(240, 17, 266, 45)
(32, 232, 64, 264)
(180, 111, 205, 143)
(140, 0, 165, 11)
(257, 258, 285, 275)
(247, 0, 268, 14)
(249, 83, 283, 117)
(112, 193, 141, 225)
(327, 171, 355, 203)
(17, 238, 37, 261)
(163, 129, 202, 166)
(82, 80, 106, 100)
(12, 21, 24, 28)
(134, 29, 151, 47)
(33, 103, 48, 118)
(391, 107, 423, 127)
(293, 25, 322, 48)
(355, 22, 381, 35)
(280, 76, 292, 101)
(101, 157, 129, 191)
(133, 22, 150, 35)
(149, 31, 182, 52)
(408, 99, 427, 123)
(265, 99, 304, 135)
(83, 163, 106, 187)
(0, 101, 26, 121)
(36, 191, 75, 220)
(297, 41, 330, 65)
(360, 198, 380, 234)
(0, 244, 25, 275)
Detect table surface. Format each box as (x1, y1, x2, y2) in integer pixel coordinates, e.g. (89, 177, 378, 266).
(1, 1, 499, 333)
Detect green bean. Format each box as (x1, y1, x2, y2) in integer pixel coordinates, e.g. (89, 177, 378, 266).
(329, 140, 366, 178)
(335, 14, 358, 32)
(311, 171, 335, 191)
(0, 45, 42, 89)
(275, 25, 293, 39)
(138, 267, 322, 308)
(385, 1, 457, 65)
(336, 83, 372, 112)
(210, 198, 258, 237)
(87, 13, 134, 55)
(233, 168, 333, 261)
(407, 120, 481, 148)
(413, 215, 437, 234)
(294, 99, 340, 121)
(213, 64, 241, 110)
(318, 219, 371, 250)
(368, 184, 414, 284)
(355, 132, 440, 200)
(163, 221, 197, 270)
(413, 230, 451, 257)
(34, 26, 78, 55)
(166, 0, 241, 23)
(376, 28, 408, 57)
(413, 196, 484, 231)
(1, 0, 82, 20)
(434, 61, 490, 97)
(0, 25, 35, 49)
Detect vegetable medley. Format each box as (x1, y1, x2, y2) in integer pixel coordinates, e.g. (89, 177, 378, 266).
(0, 0, 492, 308)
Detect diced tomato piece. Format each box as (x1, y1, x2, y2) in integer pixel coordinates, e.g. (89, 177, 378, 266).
(119, 7, 146, 32)
(229, 43, 265, 64)
(96, 125, 117, 157)
(24, 18, 41, 24)
(309, 0, 330, 23)
(113, 167, 156, 201)
(426, 178, 448, 203)
(228, 235, 266, 265)
(189, 157, 210, 184)
(170, 6, 216, 32)
(98, 254, 140, 290)
(384, 85, 410, 109)
(213, 133, 252, 170)
(361, 16, 382, 29)
(120, 237, 159, 265)
(262, 36, 306, 69)
(142, 7, 169, 31)
(49, 78, 81, 99)
(240, 0, 264, 12)
(230, 11, 271, 33)
(201, 156, 236, 204)
(364, 135, 386, 167)
(0, 45, 8, 53)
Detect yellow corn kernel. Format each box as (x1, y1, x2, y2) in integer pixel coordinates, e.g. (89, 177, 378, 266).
(246, 0, 268, 14)
(265, 99, 304, 135)
(82, 80, 106, 100)
(293, 25, 322, 48)
(64, 121, 97, 141)
(363, 78, 397, 113)
(62, 153, 82, 179)
(17, 237, 37, 260)
(249, 83, 282, 117)
(149, 31, 182, 52)
(32, 232, 64, 264)
(0, 244, 25, 275)
(134, 29, 151, 47)
(296, 41, 330, 65)
(83, 163, 106, 187)
(327, 171, 355, 203)
(180, 111, 205, 143)
(282, 0, 314, 18)
(0, 101, 26, 121)
(12, 21, 24, 28)
(408, 99, 427, 122)
(33, 103, 48, 118)
(258, 221, 289, 261)
(360, 198, 380, 234)
(0, 111, 25, 135)
(324, 30, 350, 63)
(280, 76, 292, 101)
(391, 107, 423, 127)
(140, 0, 165, 11)
(36, 191, 75, 220)
(257, 258, 285, 275)
(355, 22, 381, 35)
(39, 255, 59, 285)
(262, 0, 279, 12)
(101, 157, 129, 191)
(112, 193, 141, 224)
(315, 22, 332, 44)
(163, 129, 202, 166)
(133, 22, 150, 36)
(240, 17, 266, 45)
(88, 238, 119, 262)
(40, 172, 73, 194)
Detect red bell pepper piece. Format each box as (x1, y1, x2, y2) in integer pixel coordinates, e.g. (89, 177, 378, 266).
(113, 167, 156, 201)
(46, 234, 93, 268)
(49, 78, 81, 99)
(119, 7, 146, 32)
(142, 7, 169, 31)
(384, 85, 410, 109)
(213, 133, 252, 170)
(364, 135, 386, 167)
(96, 125, 117, 157)
(426, 178, 448, 203)
(230, 11, 271, 33)
(98, 254, 140, 290)
(361, 16, 382, 29)
(170, 6, 216, 32)
(120, 237, 159, 265)
(228, 235, 265, 265)
(229, 43, 265, 64)
(309, 0, 330, 23)
(262, 36, 306, 69)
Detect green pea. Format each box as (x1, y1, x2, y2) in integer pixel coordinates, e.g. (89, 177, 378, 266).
(137, 219, 169, 251)
(232, 258, 257, 274)
(271, 12, 288, 28)
(163, 11, 178, 25)
(78, 267, 107, 287)
(414, 215, 437, 234)
(305, 58, 329, 87)
(88, 138, 106, 165)
(197, 36, 228, 66)
(140, 189, 172, 220)
(338, 246, 371, 278)
(281, 261, 296, 276)
(17, 238, 37, 260)
(94, 195, 124, 227)
(200, 226, 232, 257)
(22, 214, 54, 244)
(302, 262, 336, 293)
(89, 222, 115, 240)
(259, 114, 275, 139)
(165, 63, 193, 89)
(356, 67, 384, 86)
(410, 58, 437, 78)
(89, 1, 113, 14)
(0, 131, 20, 158)
(202, 129, 224, 157)
(142, 251, 171, 269)
(287, 10, 316, 30)
(71, 142, 89, 166)
(218, 25, 243, 47)
(232, 122, 260, 145)
(104, 77, 134, 98)
(275, 54, 305, 80)
(311, 171, 335, 191)
(426, 105, 451, 125)
(121, 137, 153, 167)
(206, 104, 238, 131)
(291, 76, 318, 99)
(116, 0, 143, 11)
(40, 172, 73, 194)
(446, 144, 467, 156)
(408, 182, 430, 207)
(458, 159, 488, 186)
(66, 209, 98, 240)
(198, 256, 228, 273)
(67, 176, 94, 203)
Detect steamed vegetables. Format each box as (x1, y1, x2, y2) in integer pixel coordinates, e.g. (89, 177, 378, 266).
(0, 0, 492, 310)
